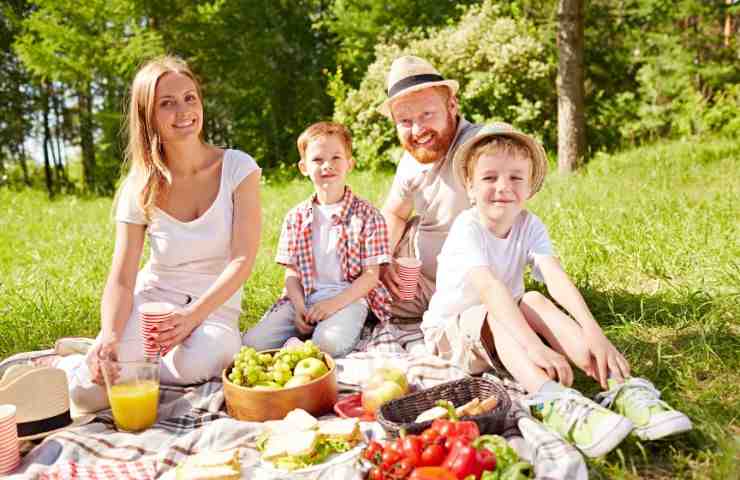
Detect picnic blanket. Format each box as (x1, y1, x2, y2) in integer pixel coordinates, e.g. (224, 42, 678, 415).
(3, 321, 587, 480)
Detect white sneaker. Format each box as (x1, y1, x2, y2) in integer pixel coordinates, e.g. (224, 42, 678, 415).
(526, 388, 634, 457)
(596, 377, 692, 441)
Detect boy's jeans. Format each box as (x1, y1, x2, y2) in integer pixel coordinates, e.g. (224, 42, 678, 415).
(242, 291, 368, 358)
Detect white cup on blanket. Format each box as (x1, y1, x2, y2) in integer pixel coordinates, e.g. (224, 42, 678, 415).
(0, 404, 20, 474)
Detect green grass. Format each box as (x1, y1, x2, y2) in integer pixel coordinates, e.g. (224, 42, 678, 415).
(1, 137, 738, 478)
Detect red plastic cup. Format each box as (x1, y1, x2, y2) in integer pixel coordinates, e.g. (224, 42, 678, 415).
(139, 302, 176, 358)
(395, 257, 422, 301)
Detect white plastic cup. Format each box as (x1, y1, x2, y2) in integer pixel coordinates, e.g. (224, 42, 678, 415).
(0, 405, 20, 475)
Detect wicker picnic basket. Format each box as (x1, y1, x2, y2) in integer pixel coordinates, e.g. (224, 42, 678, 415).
(377, 377, 511, 438)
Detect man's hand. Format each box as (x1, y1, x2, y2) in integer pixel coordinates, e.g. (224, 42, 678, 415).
(306, 299, 340, 324)
(293, 303, 313, 335)
(381, 263, 403, 300)
(529, 345, 574, 387)
(583, 326, 630, 388)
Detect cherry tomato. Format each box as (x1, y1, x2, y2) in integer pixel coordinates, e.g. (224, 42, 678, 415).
(387, 457, 416, 479)
(431, 419, 455, 438)
(381, 450, 402, 470)
(369, 466, 386, 480)
(420, 428, 441, 446)
(420, 444, 447, 467)
(401, 435, 423, 467)
(363, 441, 384, 465)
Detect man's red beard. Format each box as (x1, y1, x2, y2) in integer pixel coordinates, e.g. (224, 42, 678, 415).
(401, 112, 457, 164)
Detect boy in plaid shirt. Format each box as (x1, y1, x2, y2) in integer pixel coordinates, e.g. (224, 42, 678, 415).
(243, 122, 392, 357)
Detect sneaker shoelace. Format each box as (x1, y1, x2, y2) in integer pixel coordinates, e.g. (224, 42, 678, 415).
(526, 389, 600, 435)
(596, 377, 666, 411)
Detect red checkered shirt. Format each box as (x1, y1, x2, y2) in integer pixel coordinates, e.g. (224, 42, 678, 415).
(275, 187, 392, 322)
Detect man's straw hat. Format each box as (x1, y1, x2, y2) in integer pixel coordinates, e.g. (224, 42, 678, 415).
(0, 365, 95, 440)
(377, 55, 459, 118)
(453, 122, 548, 196)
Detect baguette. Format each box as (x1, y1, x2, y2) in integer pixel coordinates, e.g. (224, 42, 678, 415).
(455, 398, 480, 417)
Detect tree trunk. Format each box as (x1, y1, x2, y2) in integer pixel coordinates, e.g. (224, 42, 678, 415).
(77, 83, 96, 191)
(725, 0, 734, 48)
(557, 0, 586, 173)
(52, 84, 68, 186)
(42, 83, 56, 198)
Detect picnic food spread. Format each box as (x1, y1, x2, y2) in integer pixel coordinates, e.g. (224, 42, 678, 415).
(362, 419, 532, 480)
(256, 408, 362, 471)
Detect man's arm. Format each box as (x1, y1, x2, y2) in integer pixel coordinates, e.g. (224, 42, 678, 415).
(381, 191, 414, 254)
(380, 193, 413, 299)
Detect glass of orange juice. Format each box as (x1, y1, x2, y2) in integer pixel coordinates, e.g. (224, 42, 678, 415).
(100, 343, 160, 432)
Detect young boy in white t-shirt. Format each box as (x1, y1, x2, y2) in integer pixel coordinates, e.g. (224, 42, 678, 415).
(243, 122, 392, 358)
(422, 123, 691, 457)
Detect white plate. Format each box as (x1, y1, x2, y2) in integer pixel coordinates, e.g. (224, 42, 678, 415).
(252, 422, 386, 480)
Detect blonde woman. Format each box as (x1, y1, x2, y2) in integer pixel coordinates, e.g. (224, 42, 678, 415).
(62, 56, 261, 412)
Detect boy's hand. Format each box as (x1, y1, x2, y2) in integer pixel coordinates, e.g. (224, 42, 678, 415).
(529, 345, 574, 387)
(306, 299, 340, 324)
(584, 327, 630, 388)
(294, 303, 313, 335)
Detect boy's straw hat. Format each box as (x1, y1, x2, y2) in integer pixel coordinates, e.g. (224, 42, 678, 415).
(0, 365, 95, 440)
(377, 55, 459, 118)
(453, 122, 548, 195)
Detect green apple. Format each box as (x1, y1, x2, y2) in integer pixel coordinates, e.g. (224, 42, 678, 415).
(252, 381, 282, 390)
(365, 367, 409, 394)
(284, 375, 313, 388)
(293, 357, 329, 380)
(361, 380, 405, 414)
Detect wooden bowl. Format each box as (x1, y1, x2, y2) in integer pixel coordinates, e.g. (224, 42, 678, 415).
(222, 350, 338, 421)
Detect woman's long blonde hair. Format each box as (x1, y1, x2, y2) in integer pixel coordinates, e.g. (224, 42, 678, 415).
(121, 55, 204, 221)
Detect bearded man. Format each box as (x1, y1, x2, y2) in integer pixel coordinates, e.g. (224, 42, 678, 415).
(379, 55, 482, 323)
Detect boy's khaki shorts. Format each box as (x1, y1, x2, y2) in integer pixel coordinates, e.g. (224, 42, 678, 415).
(428, 305, 508, 376)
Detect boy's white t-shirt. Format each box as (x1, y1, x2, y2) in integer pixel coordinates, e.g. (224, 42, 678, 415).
(115, 149, 260, 311)
(312, 201, 351, 296)
(421, 208, 555, 338)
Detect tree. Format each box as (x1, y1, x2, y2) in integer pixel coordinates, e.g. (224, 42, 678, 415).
(14, 0, 163, 192)
(556, 0, 586, 173)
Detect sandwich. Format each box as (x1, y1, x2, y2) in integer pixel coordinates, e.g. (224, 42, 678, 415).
(175, 449, 240, 479)
(257, 411, 362, 471)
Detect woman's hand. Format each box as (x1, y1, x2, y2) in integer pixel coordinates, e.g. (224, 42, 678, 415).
(306, 299, 340, 324)
(529, 345, 574, 387)
(293, 303, 313, 335)
(86, 335, 119, 386)
(152, 309, 201, 352)
(584, 326, 630, 388)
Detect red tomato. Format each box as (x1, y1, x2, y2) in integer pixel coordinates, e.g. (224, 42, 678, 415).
(420, 444, 447, 467)
(369, 466, 386, 480)
(363, 441, 384, 465)
(420, 428, 441, 446)
(431, 419, 455, 438)
(401, 435, 423, 467)
(381, 450, 402, 470)
(386, 437, 404, 456)
(392, 457, 416, 478)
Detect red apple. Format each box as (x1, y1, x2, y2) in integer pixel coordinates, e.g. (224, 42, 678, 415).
(362, 380, 405, 414)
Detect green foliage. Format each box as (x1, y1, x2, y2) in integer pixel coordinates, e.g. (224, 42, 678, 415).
(13, 0, 164, 193)
(331, 0, 556, 169)
(316, 0, 477, 86)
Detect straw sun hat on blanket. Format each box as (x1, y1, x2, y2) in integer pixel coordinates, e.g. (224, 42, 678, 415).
(0, 364, 95, 440)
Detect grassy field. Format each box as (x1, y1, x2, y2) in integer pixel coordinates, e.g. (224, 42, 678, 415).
(1, 137, 738, 478)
